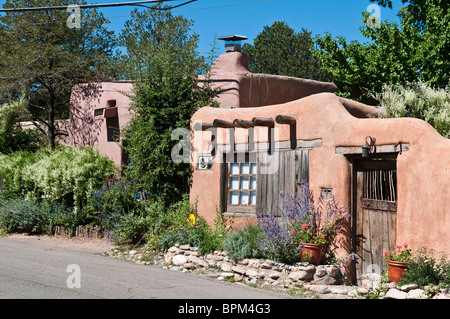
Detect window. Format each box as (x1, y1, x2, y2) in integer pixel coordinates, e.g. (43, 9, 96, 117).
(228, 161, 257, 206)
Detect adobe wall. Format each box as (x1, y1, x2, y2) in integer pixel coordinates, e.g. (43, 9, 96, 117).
(190, 92, 450, 259)
(69, 81, 133, 166)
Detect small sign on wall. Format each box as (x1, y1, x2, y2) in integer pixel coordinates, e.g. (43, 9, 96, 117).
(197, 155, 213, 170)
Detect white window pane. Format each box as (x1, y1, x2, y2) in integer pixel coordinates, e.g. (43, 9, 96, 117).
(230, 163, 240, 175)
(250, 192, 256, 205)
(229, 192, 239, 204)
(240, 192, 249, 205)
(241, 163, 250, 174)
(230, 177, 239, 190)
(251, 163, 257, 174)
(240, 177, 249, 190)
(250, 176, 257, 189)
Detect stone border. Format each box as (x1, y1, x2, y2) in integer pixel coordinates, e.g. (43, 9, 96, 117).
(106, 244, 450, 299)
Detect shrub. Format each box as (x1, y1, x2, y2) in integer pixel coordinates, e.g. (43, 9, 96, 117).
(0, 146, 117, 207)
(159, 226, 204, 251)
(399, 246, 450, 288)
(86, 179, 144, 226)
(48, 201, 87, 235)
(377, 81, 450, 138)
(0, 197, 51, 234)
(222, 224, 265, 261)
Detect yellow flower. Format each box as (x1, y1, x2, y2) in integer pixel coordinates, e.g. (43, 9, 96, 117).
(187, 213, 196, 226)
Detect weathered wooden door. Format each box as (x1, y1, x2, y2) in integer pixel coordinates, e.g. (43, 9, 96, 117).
(354, 159, 397, 283)
(256, 149, 310, 216)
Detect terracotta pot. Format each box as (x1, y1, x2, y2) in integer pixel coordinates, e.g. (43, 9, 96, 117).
(300, 243, 323, 265)
(387, 260, 408, 283)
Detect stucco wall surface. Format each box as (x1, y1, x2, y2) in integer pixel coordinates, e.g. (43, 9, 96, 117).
(69, 81, 133, 166)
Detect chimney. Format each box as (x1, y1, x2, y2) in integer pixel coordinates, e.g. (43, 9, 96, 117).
(218, 35, 248, 53)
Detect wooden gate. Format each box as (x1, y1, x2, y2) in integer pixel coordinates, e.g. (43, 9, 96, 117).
(353, 159, 397, 283)
(256, 149, 310, 216)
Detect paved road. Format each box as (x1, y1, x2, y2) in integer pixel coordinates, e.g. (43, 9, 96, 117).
(0, 237, 290, 299)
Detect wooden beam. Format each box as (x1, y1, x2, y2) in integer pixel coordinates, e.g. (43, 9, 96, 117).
(276, 115, 296, 125)
(252, 117, 274, 127)
(233, 119, 254, 128)
(193, 122, 214, 131)
(213, 119, 235, 128)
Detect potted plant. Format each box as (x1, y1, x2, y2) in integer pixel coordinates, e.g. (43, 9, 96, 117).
(291, 224, 326, 265)
(384, 243, 412, 282)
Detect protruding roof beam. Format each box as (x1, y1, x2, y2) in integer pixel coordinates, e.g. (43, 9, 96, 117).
(233, 119, 254, 128)
(275, 115, 296, 125)
(213, 119, 235, 128)
(252, 117, 274, 127)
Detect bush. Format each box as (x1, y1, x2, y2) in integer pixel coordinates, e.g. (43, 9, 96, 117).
(377, 81, 450, 138)
(399, 246, 450, 288)
(0, 146, 117, 207)
(0, 197, 86, 236)
(0, 197, 51, 234)
(48, 201, 87, 234)
(86, 179, 144, 226)
(222, 224, 265, 261)
(159, 226, 204, 251)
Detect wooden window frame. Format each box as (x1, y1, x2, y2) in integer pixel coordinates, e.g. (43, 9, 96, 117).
(222, 152, 257, 216)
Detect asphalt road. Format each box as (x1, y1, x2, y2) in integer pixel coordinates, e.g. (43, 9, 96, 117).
(0, 236, 291, 300)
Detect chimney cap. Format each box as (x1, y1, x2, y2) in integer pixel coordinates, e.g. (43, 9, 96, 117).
(218, 35, 248, 42)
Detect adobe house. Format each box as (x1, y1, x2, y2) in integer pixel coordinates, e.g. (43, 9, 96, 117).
(69, 81, 133, 166)
(190, 38, 450, 284)
(68, 37, 450, 283)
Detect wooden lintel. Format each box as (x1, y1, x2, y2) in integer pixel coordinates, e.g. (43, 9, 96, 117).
(252, 117, 274, 127)
(335, 143, 410, 155)
(233, 119, 254, 128)
(276, 115, 296, 125)
(193, 122, 214, 131)
(213, 119, 235, 128)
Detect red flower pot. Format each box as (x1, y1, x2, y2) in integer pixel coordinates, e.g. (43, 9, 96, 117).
(300, 243, 323, 265)
(387, 260, 408, 283)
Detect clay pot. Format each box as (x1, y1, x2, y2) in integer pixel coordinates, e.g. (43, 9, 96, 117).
(387, 260, 408, 283)
(300, 243, 323, 265)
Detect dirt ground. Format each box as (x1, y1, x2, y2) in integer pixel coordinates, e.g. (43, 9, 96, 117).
(2, 233, 115, 254)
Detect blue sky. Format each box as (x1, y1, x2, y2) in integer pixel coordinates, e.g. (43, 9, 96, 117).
(0, 0, 404, 56)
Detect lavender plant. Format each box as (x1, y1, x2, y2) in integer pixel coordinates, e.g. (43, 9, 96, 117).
(257, 181, 349, 264)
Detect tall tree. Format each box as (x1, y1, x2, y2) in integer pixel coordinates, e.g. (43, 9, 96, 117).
(242, 21, 331, 81)
(120, 7, 219, 204)
(0, 0, 117, 148)
(315, 0, 449, 102)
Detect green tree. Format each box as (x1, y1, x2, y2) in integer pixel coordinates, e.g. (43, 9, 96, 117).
(120, 7, 219, 205)
(242, 21, 330, 81)
(0, 96, 43, 154)
(0, 0, 117, 148)
(315, 0, 449, 102)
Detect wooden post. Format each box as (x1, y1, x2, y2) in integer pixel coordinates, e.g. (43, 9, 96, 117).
(252, 117, 274, 127)
(233, 119, 254, 128)
(213, 119, 235, 128)
(275, 115, 296, 125)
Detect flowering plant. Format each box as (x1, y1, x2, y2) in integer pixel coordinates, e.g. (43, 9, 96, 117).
(384, 243, 412, 263)
(257, 181, 349, 264)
